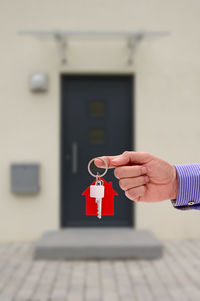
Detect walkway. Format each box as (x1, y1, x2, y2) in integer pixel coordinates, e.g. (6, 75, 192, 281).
(0, 240, 199, 301)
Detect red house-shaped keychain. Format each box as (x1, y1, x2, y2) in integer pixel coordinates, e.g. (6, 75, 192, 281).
(82, 177, 118, 216)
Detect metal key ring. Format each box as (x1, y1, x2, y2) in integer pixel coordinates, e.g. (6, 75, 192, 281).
(88, 157, 108, 178)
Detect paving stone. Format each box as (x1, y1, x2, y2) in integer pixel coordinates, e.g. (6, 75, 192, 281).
(113, 261, 135, 301)
(165, 242, 200, 298)
(0, 240, 199, 300)
(100, 261, 118, 301)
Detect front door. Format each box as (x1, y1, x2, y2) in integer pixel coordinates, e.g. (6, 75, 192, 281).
(61, 75, 133, 227)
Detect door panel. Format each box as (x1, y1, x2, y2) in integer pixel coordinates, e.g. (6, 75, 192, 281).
(61, 75, 134, 227)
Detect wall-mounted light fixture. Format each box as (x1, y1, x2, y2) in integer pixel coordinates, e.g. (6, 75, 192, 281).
(29, 73, 48, 92)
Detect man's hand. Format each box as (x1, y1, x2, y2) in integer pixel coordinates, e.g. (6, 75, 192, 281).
(95, 151, 178, 203)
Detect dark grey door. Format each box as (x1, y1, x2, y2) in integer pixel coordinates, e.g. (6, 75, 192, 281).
(61, 75, 133, 227)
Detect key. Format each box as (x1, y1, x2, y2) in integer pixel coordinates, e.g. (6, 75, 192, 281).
(90, 184, 105, 219)
(96, 198, 102, 219)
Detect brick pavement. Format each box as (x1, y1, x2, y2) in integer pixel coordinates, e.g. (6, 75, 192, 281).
(0, 240, 199, 300)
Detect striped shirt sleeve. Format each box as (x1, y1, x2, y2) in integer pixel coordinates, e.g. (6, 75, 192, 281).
(171, 164, 200, 210)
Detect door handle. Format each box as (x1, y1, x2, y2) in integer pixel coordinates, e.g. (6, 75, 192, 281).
(72, 142, 78, 174)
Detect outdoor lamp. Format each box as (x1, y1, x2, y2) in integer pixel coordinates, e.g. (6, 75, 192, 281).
(29, 73, 48, 92)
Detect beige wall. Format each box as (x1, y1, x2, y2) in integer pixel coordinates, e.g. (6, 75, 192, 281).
(0, 0, 200, 241)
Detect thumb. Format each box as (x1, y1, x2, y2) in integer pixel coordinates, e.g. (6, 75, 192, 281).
(95, 152, 153, 168)
(112, 151, 153, 166)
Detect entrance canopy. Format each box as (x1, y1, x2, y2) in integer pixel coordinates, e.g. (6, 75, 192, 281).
(19, 30, 170, 65)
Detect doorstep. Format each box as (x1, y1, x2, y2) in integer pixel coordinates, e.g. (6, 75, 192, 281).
(34, 228, 163, 260)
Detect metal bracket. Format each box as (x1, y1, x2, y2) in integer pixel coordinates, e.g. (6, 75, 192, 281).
(127, 34, 144, 65)
(54, 33, 67, 64)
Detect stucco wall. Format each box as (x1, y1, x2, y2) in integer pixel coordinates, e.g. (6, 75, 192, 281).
(0, 0, 200, 240)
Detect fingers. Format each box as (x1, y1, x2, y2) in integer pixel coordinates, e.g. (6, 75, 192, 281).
(125, 185, 146, 201)
(114, 165, 147, 179)
(95, 151, 152, 169)
(119, 176, 149, 191)
(113, 163, 149, 202)
(94, 152, 151, 203)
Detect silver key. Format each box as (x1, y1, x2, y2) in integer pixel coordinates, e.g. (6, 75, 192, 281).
(90, 184, 105, 219)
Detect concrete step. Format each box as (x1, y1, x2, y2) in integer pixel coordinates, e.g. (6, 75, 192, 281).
(34, 228, 163, 260)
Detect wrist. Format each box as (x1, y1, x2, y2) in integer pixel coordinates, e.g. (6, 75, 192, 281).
(170, 166, 178, 200)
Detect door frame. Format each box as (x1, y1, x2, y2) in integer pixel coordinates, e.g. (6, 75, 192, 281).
(60, 73, 135, 228)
